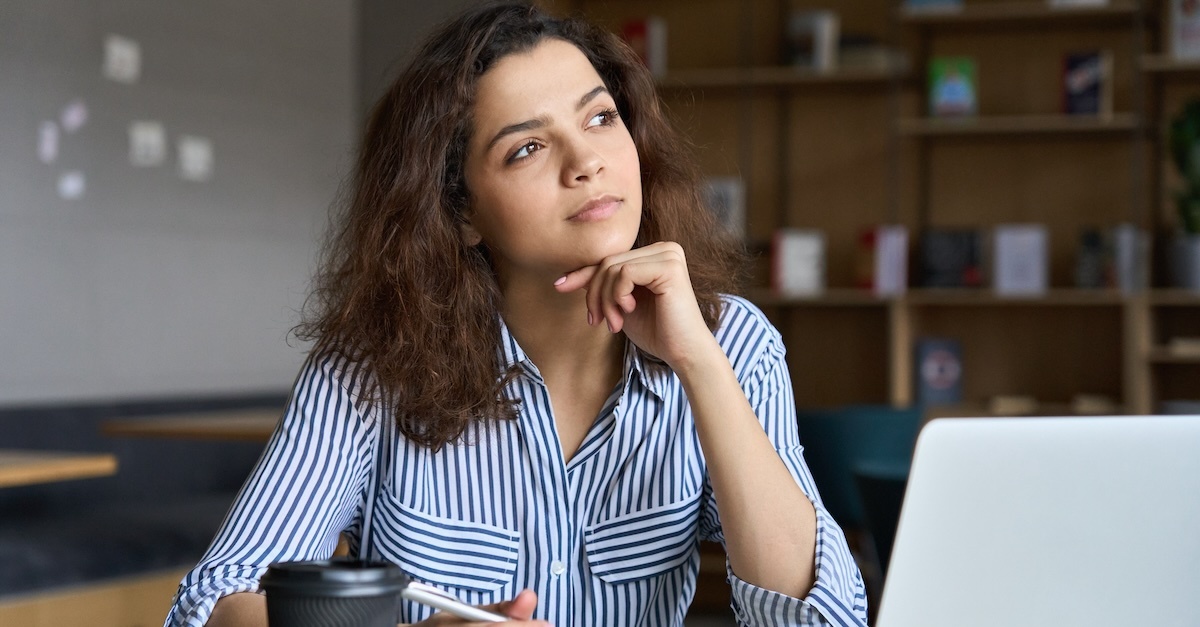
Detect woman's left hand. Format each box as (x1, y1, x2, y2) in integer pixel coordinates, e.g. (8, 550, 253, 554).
(553, 241, 717, 371)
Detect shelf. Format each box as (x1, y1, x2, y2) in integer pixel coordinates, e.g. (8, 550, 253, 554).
(1149, 289, 1200, 305)
(656, 65, 901, 90)
(899, 1, 1140, 28)
(905, 288, 1127, 306)
(1141, 55, 1200, 74)
(749, 288, 1130, 307)
(1147, 348, 1200, 364)
(747, 288, 894, 307)
(898, 113, 1141, 137)
(923, 401, 1127, 420)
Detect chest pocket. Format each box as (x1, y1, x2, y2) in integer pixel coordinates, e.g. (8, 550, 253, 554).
(377, 491, 520, 592)
(584, 490, 702, 584)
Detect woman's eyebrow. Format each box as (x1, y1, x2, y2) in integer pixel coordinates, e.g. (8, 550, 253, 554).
(485, 86, 610, 152)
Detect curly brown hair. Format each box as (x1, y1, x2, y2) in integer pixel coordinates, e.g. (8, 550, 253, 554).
(295, 2, 746, 448)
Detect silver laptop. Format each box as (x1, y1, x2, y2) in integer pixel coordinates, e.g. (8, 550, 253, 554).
(877, 416, 1200, 627)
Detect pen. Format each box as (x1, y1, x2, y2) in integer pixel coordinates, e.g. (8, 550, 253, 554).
(401, 581, 508, 622)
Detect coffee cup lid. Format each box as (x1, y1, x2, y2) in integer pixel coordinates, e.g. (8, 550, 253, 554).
(260, 559, 408, 598)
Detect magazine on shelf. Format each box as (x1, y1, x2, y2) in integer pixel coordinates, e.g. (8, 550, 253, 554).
(620, 17, 668, 77)
(992, 224, 1049, 296)
(772, 229, 825, 296)
(929, 57, 978, 117)
(1062, 51, 1113, 115)
(857, 225, 908, 296)
(915, 337, 964, 407)
(1171, 0, 1200, 60)
(701, 176, 746, 239)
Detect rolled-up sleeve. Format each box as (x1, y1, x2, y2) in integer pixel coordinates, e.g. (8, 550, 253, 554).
(702, 302, 868, 626)
(165, 354, 378, 627)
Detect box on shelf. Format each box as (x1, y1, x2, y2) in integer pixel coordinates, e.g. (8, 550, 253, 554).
(1171, 0, 1200, 60)
(915, 337, 963, 407)
(701, 176, 746, 239)
(857, 225, 909, 296)
(929, 57, 978, 117)
(772, 229, 826, 296)
(992, 224, 1049, 296)
(786, 8, 839, 71)
(620, 16, 668, 77)
(918, 228, 984, 288)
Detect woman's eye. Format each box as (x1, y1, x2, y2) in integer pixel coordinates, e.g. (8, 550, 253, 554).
(587, 108, 620, 128)
(509, 141, 541, 162)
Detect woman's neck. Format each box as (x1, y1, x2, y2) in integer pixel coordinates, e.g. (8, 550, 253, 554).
(499, 276, 625, 383)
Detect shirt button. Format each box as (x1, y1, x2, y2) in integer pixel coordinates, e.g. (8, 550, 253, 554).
(550, 560, 565, 576)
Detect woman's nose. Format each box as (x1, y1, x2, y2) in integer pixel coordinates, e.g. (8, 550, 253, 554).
(562, 139, 604, 185)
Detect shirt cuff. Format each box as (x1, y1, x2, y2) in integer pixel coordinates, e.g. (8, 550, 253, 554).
(166, 573, 264, 627)
(727, 507, 868, 627)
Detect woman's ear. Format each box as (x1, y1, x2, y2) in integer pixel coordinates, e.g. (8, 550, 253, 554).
(460, 221, 483, 247)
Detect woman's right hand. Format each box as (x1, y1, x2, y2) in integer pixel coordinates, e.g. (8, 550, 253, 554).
(405, 589, 551, 626)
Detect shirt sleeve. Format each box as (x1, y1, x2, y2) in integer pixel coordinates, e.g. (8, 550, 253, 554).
(164, 354, 379, 627)
(699, 304, 869, 627)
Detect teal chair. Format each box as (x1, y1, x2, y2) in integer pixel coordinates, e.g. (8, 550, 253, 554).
(795, 405, 921, 577)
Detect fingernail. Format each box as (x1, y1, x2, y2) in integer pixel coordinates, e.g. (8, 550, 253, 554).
(554, 275, 567, 286)
(587, 311, 593, 326)
(606, 319, 614, 333)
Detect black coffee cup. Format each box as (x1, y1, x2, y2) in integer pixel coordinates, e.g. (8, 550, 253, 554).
(260, 558, 406, 627)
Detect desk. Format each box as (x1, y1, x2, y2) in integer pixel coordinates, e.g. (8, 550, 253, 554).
(0, 449, 118, 488)
(102, 409, 280, 442)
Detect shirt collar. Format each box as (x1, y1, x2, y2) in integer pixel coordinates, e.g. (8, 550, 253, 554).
(497, 317, 668, 400)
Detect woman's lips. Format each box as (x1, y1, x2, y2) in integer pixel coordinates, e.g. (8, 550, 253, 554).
(569, 196, 621, 222)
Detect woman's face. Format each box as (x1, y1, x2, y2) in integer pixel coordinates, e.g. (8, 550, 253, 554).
(463, 38, 642, 286)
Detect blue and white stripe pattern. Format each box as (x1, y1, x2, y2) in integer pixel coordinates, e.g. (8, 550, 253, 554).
(166, 295, 867, 626)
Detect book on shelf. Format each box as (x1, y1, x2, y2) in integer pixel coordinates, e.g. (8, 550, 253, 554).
(1075, 224, 1149, 291)
(929, 57, 978, 117)
(772, 229, 826, 296)
(857, 225, 908, 296)
(701, 176, 746, 239)
(786, 7, 839, 72)
(839, 34, 909, 73)
(918, 228, 984, 288)
(1113, 223, 1149, 293)
(620, 17, 668, 78)
(992, 224, 1049, 296)
(915, 337, 963, 407)
(1048, 0, 1109, 8)
(987, 395, 1038, 416)
(1075, 227, 1108, 289)
(1171, 0, 1200, 60)
(1062, 51, 1113, 116)
(903, 0, 964, 13)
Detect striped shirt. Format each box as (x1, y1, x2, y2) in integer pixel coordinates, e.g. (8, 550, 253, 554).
(166, 295, 868, 626)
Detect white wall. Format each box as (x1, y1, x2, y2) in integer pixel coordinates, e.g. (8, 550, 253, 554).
(0, 1, 357, 403)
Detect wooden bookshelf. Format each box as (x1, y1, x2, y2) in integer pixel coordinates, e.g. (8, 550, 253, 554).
(1148, 289, 1200, 306)
(898, 113, 1141, 137)
(904, 288, 1128, 306)
(658, 65, 902, 90)
(1140, 55, 1200, 74)
(899, 1, 1141, 28)
(747, 288, 893, 307)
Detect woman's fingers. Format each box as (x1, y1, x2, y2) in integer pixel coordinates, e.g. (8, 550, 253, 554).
(554, 244, 688, 333)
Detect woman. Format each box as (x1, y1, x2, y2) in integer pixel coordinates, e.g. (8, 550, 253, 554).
(166, 3, 866, 626)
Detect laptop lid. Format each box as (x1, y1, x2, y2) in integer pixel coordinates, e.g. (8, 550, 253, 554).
(877, 416, 1200, 627)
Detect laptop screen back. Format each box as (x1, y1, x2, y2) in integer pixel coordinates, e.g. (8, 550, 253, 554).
(877, 416, 1200, 627)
